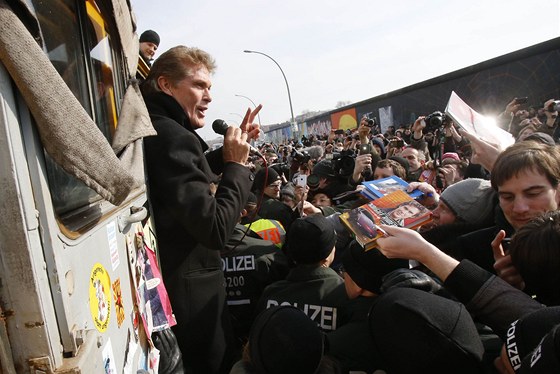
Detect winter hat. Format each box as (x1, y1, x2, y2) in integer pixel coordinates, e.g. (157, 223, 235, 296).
(281, 183, 295, 199)
(246, 191, 258, 205)
(439, 178, 496, 225)
(249, 305, 325, 374)
(523, 132, 555, 146)
(285, 215, 336, 264)
(342, 241, 408, 294)
(441, 152, 461, 165)
(369, 288, 484, 373)
(371, 138, 386, 155)
(139, 30, 160, 46)
(505, 307, 560, 373)
(312, 160, 335, 178)
(252, 167, 281, 192)
(389, 155, 410, 174)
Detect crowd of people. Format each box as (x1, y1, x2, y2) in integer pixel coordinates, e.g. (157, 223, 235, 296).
(139, 39, 560, 374)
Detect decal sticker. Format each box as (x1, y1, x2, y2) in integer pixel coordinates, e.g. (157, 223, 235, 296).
(112, 278, 125, 327)
(107, 221, 120, 271)
(89, 263, 111, 332)
(102, 339, 117, 374)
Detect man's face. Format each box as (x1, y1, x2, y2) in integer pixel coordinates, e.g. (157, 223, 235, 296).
(498, 168, 559, 230)
(400, 148, 422, 171)
(374, 166, 395, 180)
(168, 65, 212, 129)
(432, 201, 456, 226)
(391, 203, 420, 220)
(140, 42, 158, 60)
(263, 180, 281, 199)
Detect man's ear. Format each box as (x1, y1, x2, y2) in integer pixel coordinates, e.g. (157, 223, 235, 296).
(157, 76, 173, 95)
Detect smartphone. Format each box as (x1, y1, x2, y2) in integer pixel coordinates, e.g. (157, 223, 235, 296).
(325, 153, 334, 160)
(359, 144, 372, 155)
(514, 97, 528, 105)
(334, 129, 344, 135)
(295, 174, 307, 187)
(501, 237, 512, 252)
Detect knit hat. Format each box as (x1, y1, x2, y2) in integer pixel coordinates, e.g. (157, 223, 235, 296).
(252, 167, 281, 192)
(505, 307, 560, 373)
(369, 288, 484, 373)
(523, 132, 555, 146)
(285, 215, 336, 264)
(312, 160, 335, 178)
(139, 30, 160, 46)
(249, 306, 325, 374)
(389, 155, 410, 174)
(281, 183, 295, 199)
(441, 152, 461, 165)
(439, 178, 496, 225)
(371, 138, 386, 155)
(342, 241, 408, 294)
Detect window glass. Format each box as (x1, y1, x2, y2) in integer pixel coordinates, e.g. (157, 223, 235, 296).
(32, 0, 124, 220)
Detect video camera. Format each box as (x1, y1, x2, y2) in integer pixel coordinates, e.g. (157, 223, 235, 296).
(291, 149, 311, 164)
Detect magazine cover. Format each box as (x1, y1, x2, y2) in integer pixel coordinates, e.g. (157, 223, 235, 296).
(340, 190, 432, 250)
(361, 175, 424, 200)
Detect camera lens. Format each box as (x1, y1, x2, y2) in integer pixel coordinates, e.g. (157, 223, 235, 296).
(307, 174, 320, 189)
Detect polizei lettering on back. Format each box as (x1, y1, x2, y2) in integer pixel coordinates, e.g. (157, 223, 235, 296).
(506, 320, 522, 370)
(266, 300, 337, 330)
(221, 255, 256, 272)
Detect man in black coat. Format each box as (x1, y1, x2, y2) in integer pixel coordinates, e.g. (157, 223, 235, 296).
(142, 45, 261, 374)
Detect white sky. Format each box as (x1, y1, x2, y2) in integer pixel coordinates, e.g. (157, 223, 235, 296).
(133, 0, 560, 140)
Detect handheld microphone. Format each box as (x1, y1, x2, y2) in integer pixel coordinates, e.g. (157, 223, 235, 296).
(212, 119, 263, 157)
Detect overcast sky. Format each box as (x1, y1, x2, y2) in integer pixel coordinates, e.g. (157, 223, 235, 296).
(134, 0, 560, 140)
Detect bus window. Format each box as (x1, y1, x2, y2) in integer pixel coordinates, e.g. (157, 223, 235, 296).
(31, 0, 126, 230)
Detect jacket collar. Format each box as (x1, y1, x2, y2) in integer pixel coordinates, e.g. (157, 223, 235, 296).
(143, 91, 209, 152)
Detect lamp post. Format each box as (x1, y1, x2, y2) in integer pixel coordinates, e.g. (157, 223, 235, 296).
(243, 50, 297, 138)
(235, 94, 262, 126)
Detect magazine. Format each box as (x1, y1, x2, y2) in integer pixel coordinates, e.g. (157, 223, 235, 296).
(361, 175, 424, 200)
(445, 91, 514, 150)
(339, 190, 432, 250)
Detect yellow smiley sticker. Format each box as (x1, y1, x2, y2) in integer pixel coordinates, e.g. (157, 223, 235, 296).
(89, 263, 111, 332)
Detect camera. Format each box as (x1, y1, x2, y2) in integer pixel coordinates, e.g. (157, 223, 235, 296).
(424, 111, 447, 133)
(362, 113, 377, 127)
(291, 149, 311, 164)
(389, 138, 405, 148)
(547, 100, 560, 113)
(359, 143, 373, 179)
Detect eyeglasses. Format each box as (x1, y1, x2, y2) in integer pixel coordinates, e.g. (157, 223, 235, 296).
(266, 182, 282, 189)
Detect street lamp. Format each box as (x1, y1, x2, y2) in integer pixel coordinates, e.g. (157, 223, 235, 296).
(235, 94, 262, 126)
(243, 50, 297, 137)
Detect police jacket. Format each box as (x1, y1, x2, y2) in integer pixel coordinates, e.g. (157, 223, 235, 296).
(221, 224, 290, 340)
(143, 92, 253, 373)
(256, 266, 348, 332)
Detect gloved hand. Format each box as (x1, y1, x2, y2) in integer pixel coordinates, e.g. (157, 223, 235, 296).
(152, 328, 184, 374)
(380, 268, 443, 294)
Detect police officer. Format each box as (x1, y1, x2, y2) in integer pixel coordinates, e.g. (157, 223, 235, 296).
(255, 215, 349, 332)
(221, 196, 290, 341)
